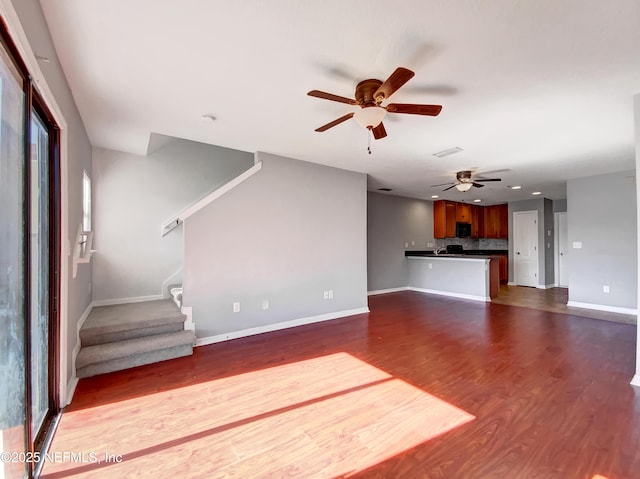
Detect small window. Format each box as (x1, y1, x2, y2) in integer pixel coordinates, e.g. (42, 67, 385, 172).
(82, 171, 91, 232)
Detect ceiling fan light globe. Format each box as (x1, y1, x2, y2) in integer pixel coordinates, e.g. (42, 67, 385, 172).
(455, 183, 473, 192)
(353, 106, 387, 129)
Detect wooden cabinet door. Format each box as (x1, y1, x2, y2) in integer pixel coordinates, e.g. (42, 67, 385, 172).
(445, 201, 456, 237)
(484, 206, 496, 238)
(497, 204, 509, 238)
(456, 203, 471, 222)
(499, 255, 508, 282)
(433, 200, 446, 238)
(471, 205, 484, 238)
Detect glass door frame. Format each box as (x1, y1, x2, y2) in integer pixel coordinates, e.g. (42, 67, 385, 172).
(0, 15, 61, 477)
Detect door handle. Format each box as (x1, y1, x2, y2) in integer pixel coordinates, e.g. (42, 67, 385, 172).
(517, 252, 520, 255)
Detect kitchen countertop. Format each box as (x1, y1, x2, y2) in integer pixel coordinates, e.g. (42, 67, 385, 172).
(405, 250, 508, 257)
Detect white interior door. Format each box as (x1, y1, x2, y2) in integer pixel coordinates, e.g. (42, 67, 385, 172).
(514, 211, 539, 287)
(556, 212, 569, 287)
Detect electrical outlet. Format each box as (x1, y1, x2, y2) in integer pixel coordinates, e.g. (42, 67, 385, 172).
(233, 302, 240, 312)
(405, 242, 408, 248)
(323, 291, 329, 300)
(572, 242, 582, 249)
(411, 240, 415, 246)
(603, 285, 610, 293)
(328, 290, 333, 299)
(427, 242, 434, 248)
(428, 263, 433, 269)
(262, 299, 269, 310)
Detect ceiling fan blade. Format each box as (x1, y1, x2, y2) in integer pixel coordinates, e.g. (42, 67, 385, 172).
(314, 112, 355, 132)
(442, 184, 458, 192)
(373, 67, 415, 102)
(472, 182, 485, 188)
(430, 182, 455, 187)
(371, 122, 387, 140)
(474, 178, 502, 182)
(386, 103, 443, 116)
(307, 90, 358, 105)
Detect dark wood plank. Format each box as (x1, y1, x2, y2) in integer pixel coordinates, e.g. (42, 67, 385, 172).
(42, 292, 640, 478)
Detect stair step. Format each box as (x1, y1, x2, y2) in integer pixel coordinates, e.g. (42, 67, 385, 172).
(76, 330, 195, 378)
(81, 299, 186, 346)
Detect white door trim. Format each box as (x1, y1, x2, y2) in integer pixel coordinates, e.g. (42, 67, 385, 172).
(0, 0, 71, 405)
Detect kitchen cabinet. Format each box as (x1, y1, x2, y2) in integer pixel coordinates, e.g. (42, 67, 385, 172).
(471, 205, 484, 238)
(434, 200, 507, 239)
(456, 203, 471, 222)
(498, 255, 508, 282)
(483, 204, 508, 238)
(434, 200, 457, 238)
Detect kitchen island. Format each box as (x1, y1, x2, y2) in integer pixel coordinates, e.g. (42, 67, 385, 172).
(405, 252, 501, 301)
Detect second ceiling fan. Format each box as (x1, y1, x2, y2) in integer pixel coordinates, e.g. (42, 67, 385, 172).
(307, 67, 442, 140)
(431, 170, 502, 192)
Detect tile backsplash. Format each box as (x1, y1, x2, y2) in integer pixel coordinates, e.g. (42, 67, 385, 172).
(434, 238, 508, 251)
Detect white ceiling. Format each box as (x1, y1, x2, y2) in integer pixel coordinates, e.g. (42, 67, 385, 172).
(39, 0, 640, 203)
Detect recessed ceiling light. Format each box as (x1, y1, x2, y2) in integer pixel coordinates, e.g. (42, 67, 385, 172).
(433, 147, 463, 158)
(510, 185, 522, 190)
(473, 199, 481, 203)
(532, 191, 542, 195)
(431, 195, 439, 199)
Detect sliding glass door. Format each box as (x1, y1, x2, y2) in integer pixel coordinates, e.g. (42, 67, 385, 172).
(0, 19, 60, 479)
(0, 31, 28, 479)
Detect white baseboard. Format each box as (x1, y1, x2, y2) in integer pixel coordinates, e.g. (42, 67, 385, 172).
(566, 301, 637, 316)
(536, 284, 556, 290)
(367, 287, 409, 296)
(407, 287, 489, 303)
(507, 282, 516, 286)
(181, 305, 195, 331)
(64, 302, 93, 406)
(65, 376, 79, 406)
(631, 375, 640, 387)
(91, 294, 164, 307)
(195, 307, 370, 347)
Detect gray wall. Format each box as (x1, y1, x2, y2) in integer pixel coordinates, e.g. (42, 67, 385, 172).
(367, 192, 434, 292)
(183, 152, 368, 338)
(92, 140, 254, 301)
(553, 199, 568, 213)
(13, 0, 93, 385)
(567, 171, 637, 309)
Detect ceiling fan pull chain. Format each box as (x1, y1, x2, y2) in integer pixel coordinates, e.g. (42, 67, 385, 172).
(367, 128, 372, 155)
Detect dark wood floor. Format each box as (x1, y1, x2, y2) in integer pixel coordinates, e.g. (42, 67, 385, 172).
(43, 291, 640, 478)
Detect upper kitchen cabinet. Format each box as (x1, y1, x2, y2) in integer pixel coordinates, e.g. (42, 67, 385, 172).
(434, 200, 457, 238)
(483, 204, 508, 238)
(456, 203, 471, 222)
(471, 205, 484, 238)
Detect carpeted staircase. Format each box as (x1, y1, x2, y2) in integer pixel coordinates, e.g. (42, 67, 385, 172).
(76, 298, 195, 378)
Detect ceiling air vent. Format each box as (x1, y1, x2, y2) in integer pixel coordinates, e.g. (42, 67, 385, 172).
(377, 188, 392, 192)
(433, 147, 463, 158)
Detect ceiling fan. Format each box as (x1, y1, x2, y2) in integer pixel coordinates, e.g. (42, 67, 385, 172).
(431, 170, 502, 192)
(307, 67, 442, 140)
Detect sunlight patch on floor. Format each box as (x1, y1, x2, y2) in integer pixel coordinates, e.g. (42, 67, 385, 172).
(42, 352, 475, 478)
